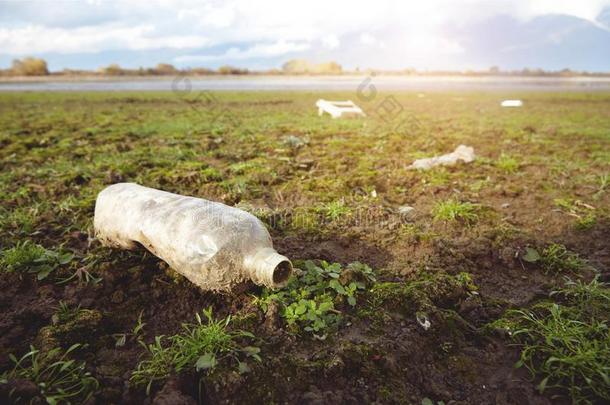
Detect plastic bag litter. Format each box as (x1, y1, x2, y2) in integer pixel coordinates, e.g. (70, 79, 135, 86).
(408, 145, 475, 170)
(501, 100, 523, 107)
(316, 99, 365, 118)
(94, 183, 292, 291)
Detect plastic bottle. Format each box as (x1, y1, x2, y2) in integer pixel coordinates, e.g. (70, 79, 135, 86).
(93, 183, 292, 291)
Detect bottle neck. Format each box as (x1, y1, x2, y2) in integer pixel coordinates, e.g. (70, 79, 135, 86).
(244, 248, 292, 288)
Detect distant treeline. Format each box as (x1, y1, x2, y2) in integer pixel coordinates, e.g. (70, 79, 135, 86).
(2, 57, 610, 77)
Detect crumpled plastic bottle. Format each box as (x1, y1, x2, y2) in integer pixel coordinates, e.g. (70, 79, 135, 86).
(93, 183, 292, 291)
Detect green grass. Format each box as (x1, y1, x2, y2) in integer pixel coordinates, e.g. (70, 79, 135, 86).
(0, 241, 74, 280)
(495, 153, 520, 173)
(52, 301, 82, 325)
(318, 200, 352, 221)
(432, 199, 480, 224)
(553, 198, 598, 230)
(522, 243, 586, 273)
(368, 271, 477, 313)
(131, 308, 259, 394)
(540, 244, 586, 273)
(1, 344, 99, 404)
(491, 278, 609, 403)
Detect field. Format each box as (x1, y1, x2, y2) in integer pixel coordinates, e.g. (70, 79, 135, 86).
(0, 90, 609, 404)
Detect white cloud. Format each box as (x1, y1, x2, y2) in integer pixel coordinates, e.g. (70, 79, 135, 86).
(1, 0, 609, 68)
(321, 35, 340, 50)
(174, 40, 310, 63)
(0, 24, 209, 54)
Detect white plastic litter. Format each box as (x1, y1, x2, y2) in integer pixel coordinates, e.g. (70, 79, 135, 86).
(94, 183, 292, 291)
(501, 100, 523, 107)
(408, 145, 476, 170)
(398, 205, 415, 219)
(316, 99, 365, 118)
(416, 312, 431, 331)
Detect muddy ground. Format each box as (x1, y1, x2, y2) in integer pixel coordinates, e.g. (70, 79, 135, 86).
(0, 91, 608, 404)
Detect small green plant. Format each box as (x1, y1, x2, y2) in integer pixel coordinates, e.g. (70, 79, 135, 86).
(0, 206, 39, 235)
(593, 173, 608, 199)
(1, 344, 99, 404)
(318, 200, 351, 221)
(423, 168, 450, 186)
(131, 308, 259, 395)
(0, 241, 74, 280)
(491, 278, 609, 403)
(114, 310, 147, 348)
(553, 198, 597, 230)
(432, 199, 480, 224)
(576, 212, 597, 230)
(255, 260, 376, 335)
(522, 244, 586, 273)
(541, 244, 585, 273)
(200, 166, 222, 182)
(496, 153, 520, 173)
(52, 301, 82, 325)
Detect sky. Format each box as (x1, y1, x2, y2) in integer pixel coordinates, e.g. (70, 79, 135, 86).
(1, 0, 610, 72)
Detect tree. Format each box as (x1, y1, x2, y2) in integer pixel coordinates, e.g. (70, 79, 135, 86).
(155, 63, 177, 75)
(282, 59, 310, 73)
(100, 64, 125, 75)
(217, 65, 248, 74)
(282, 59, 342, 74)
(11, 57, 49, 76)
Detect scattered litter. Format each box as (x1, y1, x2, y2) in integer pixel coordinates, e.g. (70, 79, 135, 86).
(408, 145, 475, 170)
(501, 203, 510, 209)
(398, 205, 415, 219)
(283, 135, 308, 149)
(316, 99, 365, 118)
(416, 312, 431, 331)
(94, 183, 292, 291)
(501, 100, 523, 107)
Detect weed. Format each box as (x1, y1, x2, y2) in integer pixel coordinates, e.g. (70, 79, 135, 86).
(432, 199, 480, 224)
(496, 153, 520, 173)
(541, 244, 585, 273)
(131, 308, 259, 395)
(491, 278, 609, 403)
(200, 166, 222, 182)
(52, 301, 82, 325)
(368, 271, 477, 314)
(0, 241, 74, 280)
(1, 344, 99, 404)
(576, 212, 597, 230)
(553, 198, 597, 230)
(522, 243, 585, 273)
(114, 311, 147, 348)
(255, 260, 376, 336)
(469, 176, 491, 192)
(591, 173, 608, 200)
(423, 168, 450, 187)
(318, 200, 351, 221)
(0, 206, 40, 235)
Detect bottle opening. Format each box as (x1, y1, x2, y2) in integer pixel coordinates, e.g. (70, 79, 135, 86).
(273, 259, 292, 286)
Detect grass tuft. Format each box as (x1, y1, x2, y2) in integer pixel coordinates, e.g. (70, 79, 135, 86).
(432, 199, 480, 224)
(0, 241, 74, 280)
(540, 243, 586, 273)
(131, 308, 259, 395)
(1, 344, 99, 404)
(496, 153, 520, 173)
(491, 278, 609, 403)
